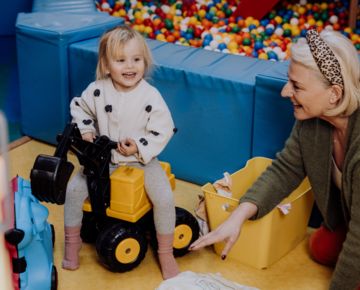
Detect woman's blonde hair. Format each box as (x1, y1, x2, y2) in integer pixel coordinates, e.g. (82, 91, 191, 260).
(96, 25, 153, 80)
(291, 29, 360, 116)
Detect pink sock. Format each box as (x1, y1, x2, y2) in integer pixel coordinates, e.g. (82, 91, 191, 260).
(157, 233, 180, 280)
(62, 226, 82, 270)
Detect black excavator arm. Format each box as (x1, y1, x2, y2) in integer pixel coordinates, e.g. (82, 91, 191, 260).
(30, 123, 117, 216)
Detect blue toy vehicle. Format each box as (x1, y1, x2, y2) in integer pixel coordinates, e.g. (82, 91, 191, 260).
(5, 176, 57, 290)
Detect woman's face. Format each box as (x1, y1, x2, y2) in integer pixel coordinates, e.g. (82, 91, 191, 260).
(281, 61, 334, 120)
(106, 37, 145, 92)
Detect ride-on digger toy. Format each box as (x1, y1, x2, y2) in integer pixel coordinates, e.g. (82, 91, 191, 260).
(30, 123, 199, 272)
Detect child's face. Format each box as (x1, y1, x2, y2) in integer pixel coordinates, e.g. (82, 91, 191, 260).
(107, 38, 145, 92)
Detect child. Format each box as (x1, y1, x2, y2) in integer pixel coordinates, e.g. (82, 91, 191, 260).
(63, 25, 179, 280)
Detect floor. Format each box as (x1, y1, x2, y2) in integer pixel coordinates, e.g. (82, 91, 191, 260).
(7, 139, 333, 290)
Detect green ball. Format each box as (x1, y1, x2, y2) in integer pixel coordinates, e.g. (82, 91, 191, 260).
(242, 38, 251, 46)
(232, 26, 240, 33)
(268, 12, 276, 19)
(283, 29, 292, 37)
(164, 19, 174, 30)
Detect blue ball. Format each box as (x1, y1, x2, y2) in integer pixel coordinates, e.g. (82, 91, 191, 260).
(267, 51, 278, 61)
(248, 24, 257, 31)
(265, 28, 274, 36)
(218, 43, 227, 50)
(254, 41, 263, 50)
(260, 19, 269, 27)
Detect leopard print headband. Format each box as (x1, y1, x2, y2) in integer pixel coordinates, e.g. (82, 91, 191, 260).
(306, 29, 344, 88)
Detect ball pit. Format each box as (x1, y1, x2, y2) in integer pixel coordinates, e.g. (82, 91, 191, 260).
(96, 0, 360, 60)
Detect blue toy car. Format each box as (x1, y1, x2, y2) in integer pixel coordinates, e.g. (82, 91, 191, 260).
(5, 176, 57, 290)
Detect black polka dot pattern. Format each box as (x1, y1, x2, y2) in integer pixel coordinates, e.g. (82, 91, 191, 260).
(139, 137, 148, 146)
(93, 89, 100, 97)
(173, 128, 178, 134)
(150, 130, 159, 136)
(105, 105, 112, 112)
(83, 119, 92, 125)
(145, 105, 152, 113)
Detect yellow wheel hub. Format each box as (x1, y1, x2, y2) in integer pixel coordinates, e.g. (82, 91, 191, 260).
(173, 224, 192, 249)
(115, 238, 140, 264)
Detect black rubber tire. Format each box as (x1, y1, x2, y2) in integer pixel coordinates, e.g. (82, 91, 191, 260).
(173, 207, 200, 257)
(51, 265, 58, 290)
(50, 224, 55, 248)
(96, 222, 148, 272)
(80, 211, 99, 243)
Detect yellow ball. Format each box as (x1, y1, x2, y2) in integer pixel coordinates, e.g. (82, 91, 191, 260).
(351, 34, 359, 42)
(320, 2, 328, 10)
(156, 34, 166, 41)
(134, 11, 142, 19)
(316, 20, 324, 27)
(307, 18, 316, 26)
(144, 26, 153, 34)
(198, 9, 206, 18)
(119, 9, 127, 17)
(274, 16, 282, 24)
(227, 41, 238, 50)
(189, 17, 198, 25)
(258, 53, 268, 60)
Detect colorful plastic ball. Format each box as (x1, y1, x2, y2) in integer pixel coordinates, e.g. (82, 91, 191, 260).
(242, 38, 251, 46)
(254, 41, 263, 51)
(218, 43, 227, 50)
(267, 50, 278, 61)
(258, 52, 268, 60)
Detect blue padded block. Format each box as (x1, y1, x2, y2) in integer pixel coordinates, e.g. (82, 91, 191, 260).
(70, 38, 278, 184)
(0, 0, 32, 35)
(32, 0, 96, 13)
(16, 12, 123, 143)
(252, 61, 294, 158)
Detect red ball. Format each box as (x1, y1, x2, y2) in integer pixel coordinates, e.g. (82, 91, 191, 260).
(309, 225, 346, 267)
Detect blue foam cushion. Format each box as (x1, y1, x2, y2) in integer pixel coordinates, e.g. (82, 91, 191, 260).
(252, 61, 294, 158)
(32, 0, 96, 13)
(16, 12, 123, 143)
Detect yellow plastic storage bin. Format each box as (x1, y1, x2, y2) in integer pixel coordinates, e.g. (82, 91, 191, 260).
(202, 157, 314, 269)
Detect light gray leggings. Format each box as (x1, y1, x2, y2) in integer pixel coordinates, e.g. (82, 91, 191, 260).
(64, 158, 175, 234)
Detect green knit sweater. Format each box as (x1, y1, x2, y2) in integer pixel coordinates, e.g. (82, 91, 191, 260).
(240, 108, 360, 290)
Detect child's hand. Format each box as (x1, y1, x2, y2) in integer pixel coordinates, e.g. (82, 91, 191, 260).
(118, 138, 138, 156)
(82, 132, 95, 142)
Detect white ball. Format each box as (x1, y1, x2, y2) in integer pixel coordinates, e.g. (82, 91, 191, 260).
(290, 18, 299, 26)
(329, 15, 338, 24)
(161, 5, 170, 14)
(210, 40, 219, 49)
(274, 27, 284, 36)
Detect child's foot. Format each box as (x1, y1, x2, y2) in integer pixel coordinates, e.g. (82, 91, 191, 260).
(158, 251, 180, 279)
(62, 226, 82, 270)
(157, 233, 180, 280)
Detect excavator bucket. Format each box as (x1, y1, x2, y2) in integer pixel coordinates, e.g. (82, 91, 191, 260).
(30, 154, 74, 204)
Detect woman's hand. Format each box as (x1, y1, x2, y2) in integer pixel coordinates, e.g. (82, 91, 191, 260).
(118, 138, 138, 156)
(82, 132, 95, 142)
(189, 202, 258, 258)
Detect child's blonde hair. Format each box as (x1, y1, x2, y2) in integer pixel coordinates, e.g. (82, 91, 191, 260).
(96, 25, 153, 80)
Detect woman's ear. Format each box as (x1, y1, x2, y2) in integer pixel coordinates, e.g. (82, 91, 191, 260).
(329, 84, 343, 104)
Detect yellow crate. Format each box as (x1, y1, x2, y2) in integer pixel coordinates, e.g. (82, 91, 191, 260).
(202, 157, 314, 269)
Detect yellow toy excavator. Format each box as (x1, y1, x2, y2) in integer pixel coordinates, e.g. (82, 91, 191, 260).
(30, 123, 199, 272)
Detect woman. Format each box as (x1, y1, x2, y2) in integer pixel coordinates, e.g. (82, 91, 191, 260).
(190, 29, 360, 289)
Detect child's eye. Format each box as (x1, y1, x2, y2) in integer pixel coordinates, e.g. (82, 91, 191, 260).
(116, 59, 125, 62)
(134, 57, 142, 62)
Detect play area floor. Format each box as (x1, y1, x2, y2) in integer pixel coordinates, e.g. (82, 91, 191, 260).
(8, 139, 333, 290)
